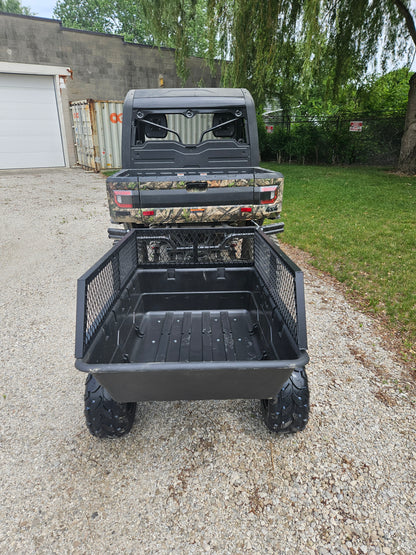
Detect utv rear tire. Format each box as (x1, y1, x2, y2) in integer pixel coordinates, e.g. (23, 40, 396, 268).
(84, 374, 137, 438)
(261, 368, 309, 433)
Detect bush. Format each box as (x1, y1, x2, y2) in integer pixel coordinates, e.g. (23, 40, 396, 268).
(259, 114, 405, 166)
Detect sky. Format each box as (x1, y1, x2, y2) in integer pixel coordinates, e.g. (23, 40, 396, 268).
(26, 0, 56, 19)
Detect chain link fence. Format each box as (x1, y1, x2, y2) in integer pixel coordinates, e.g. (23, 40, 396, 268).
(260, 113, 405, 166)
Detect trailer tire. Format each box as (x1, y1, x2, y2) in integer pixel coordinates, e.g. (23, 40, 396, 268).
(84, 374, 137, 438)
(261, 368, 309, 433)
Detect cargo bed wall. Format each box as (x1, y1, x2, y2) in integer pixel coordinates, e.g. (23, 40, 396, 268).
(106, 167, 284, 226)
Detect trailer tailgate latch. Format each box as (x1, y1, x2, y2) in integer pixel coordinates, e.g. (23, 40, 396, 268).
(216, 267, 226, 280)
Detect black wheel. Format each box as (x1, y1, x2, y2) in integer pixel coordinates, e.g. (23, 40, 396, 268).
(84, 374, 137, 438)
(261, 368, 309, 433)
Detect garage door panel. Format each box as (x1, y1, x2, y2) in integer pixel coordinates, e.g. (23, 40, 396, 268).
(0, 151, 66, 169)
(0, 110, 61, 121)
(0, 133, 63, 151)
(0, 73, 65, 169)
(0, 86, 57, 100)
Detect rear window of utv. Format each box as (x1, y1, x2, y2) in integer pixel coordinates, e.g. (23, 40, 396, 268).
(132, 109, 248, 146)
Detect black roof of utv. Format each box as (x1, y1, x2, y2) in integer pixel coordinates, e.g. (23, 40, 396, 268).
(127, 88, 255, 110)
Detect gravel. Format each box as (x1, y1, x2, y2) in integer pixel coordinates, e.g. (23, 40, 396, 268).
(0, 168, 415, 554)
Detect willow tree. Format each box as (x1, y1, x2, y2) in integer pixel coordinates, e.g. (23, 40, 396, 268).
(140, 0, 210, 81)
(141, 0, 305, 110)
(144, 0, 416, 172)
(301, 0, 416, 173)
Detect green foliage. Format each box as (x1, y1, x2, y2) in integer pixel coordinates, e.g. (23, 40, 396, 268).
(52, 0, 416, 111)
(53, 0, 154, 42)
(53, 0, 416, 171)
(259, 114, 405, 166)
(358, 68, 412, 115)
(140, 0, 210, 81)
(0, 0, 33, 14)
(259, 68, 410, 165)
(263, 162, 416, 364)
(53, 0, 209, 78)
(206, 0, 415, 109)
(207, 0, 305, 107)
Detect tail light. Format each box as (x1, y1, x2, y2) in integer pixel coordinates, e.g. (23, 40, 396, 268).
(114, 190, 133, 208)
(259, 186, 278, 204)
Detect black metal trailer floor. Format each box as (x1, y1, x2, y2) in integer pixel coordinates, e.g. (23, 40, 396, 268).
(130, 308, 265, 364)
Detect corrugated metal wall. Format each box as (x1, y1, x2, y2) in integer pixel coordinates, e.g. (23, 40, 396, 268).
(70, 101, 216, 170)
(70, 100, 123, 171)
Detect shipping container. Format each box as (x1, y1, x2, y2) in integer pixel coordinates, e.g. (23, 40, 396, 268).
(70, 100, 218, 171)
(70, 100, 123, 171)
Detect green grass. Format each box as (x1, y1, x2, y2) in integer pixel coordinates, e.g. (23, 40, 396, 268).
(101, 170, 118, 177)
(262, 163, 416, 366)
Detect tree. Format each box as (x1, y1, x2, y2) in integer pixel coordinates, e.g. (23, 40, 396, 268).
(0, 0, 33, 14)
(140, 0, 210, 80)
(179, 0, 416, 172)
(53, 0, 209, 74)
(53, 0, 416, 171)
(299, 0, 416, 173)
(358, 69, 411, 116)
(391, 0, 416, 173)
(53, 0, 155, 43)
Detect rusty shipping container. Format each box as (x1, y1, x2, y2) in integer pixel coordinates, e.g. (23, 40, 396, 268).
(70, 101, 215, 170)
(70, 100, 123, 171)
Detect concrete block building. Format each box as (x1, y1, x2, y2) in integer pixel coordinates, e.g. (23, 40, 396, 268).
(0, 12, 220, 169)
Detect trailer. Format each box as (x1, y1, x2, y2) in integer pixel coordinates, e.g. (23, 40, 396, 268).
(75, 227, 309, 437)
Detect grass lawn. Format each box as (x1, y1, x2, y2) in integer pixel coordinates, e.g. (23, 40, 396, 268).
(262, 163, 416, 366)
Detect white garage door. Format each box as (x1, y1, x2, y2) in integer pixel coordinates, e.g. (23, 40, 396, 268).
(0, 73, 65, 169)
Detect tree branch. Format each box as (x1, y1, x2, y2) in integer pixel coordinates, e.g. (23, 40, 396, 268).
(391, 0, 416, 46)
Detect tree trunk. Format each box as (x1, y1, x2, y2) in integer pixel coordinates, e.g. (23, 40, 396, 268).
(398, 72, 416, 173)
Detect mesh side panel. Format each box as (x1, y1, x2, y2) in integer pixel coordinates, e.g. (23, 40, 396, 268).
(135, 227, 254, 266)
(119, 233, 139, 284)
(80, 233, 137, 355)
(254, 233, 299, 344)
(85, 260, 117, 344)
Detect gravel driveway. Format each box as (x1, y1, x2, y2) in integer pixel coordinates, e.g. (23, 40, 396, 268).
(1, 168, 415, 554)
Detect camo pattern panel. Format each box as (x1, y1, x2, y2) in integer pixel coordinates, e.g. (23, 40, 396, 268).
(108, 204, 281, 225)
(138, 178, 255, 190)
(107, 180, 138, 222)
(256, 177, 284, 188)
(106, 177, 283, 225)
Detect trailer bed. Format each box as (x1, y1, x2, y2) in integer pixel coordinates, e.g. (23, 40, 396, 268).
(75, 228, 308, 402)
(130, 306, 263, 363)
